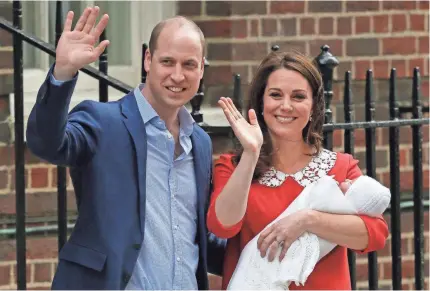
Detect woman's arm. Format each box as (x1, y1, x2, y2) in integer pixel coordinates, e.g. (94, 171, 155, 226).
(305, 210, 369, 250)
(214, 151, 259, 227)
(212, 97, 263, 227)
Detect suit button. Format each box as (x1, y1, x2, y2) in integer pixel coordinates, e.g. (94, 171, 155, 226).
(133, 243, 141, 250)
(123, 273, 131, 283)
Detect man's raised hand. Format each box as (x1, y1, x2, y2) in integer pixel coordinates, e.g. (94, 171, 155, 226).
(53, 6, 110, 81)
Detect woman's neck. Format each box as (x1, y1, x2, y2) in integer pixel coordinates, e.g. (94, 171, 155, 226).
(271, 137, 314, 174)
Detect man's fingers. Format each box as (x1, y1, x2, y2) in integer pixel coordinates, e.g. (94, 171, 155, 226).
(91, 14, 109, 39)
(82, 6, 100, 34)
(74, 7, 92, 31)
(63, 11, 74, 32)
(92, 40, 110, 60)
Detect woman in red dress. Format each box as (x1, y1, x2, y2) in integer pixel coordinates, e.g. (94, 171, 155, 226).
(207, 51, 389, 290)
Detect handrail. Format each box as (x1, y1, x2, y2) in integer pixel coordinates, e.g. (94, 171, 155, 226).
(0, 17, 133, 94)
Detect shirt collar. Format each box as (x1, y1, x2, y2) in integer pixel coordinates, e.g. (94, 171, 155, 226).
(134, 84, 195, 137)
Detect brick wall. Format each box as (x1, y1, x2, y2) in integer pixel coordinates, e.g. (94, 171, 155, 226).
(0, 0, 429, 290)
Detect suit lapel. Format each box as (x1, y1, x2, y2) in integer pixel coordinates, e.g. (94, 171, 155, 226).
(121, 93, 147, 237)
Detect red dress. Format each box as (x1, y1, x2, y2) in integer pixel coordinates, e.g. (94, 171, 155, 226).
(207, 150, 389, 290)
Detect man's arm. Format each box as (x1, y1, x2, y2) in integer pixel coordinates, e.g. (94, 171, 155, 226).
(26, 66, 102, 167)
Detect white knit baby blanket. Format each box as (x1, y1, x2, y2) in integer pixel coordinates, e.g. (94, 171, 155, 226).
(227, 175, 391, 290)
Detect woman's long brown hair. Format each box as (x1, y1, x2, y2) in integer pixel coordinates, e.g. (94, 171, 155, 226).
(232, 51, 325, 180)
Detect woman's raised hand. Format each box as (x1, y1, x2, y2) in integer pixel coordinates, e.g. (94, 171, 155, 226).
(54, 6, 110, 81)
(218, 97, 263, 154)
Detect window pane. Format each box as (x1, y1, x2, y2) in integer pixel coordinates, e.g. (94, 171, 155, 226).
(95, 1, 132, 66)
(22, 1, 41, 68)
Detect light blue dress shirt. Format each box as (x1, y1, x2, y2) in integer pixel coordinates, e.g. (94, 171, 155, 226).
(50, 76, 200, 290)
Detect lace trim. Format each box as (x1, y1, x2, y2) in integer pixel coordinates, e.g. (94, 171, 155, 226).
(258, 149, 337, 188)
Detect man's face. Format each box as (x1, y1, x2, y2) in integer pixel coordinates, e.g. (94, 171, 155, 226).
(144, 25, 204, 111)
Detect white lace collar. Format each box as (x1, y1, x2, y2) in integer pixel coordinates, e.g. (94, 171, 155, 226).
(258, 149, 337, 188)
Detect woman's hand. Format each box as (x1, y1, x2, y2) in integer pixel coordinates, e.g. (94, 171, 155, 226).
(257, 210, 310, 262)
(218, 97, 263, 154)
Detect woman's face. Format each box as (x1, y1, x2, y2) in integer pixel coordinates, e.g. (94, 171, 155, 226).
(262, 68, 314, 142)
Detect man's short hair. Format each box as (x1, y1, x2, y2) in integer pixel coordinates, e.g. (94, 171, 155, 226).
(148, 16, 206, 58)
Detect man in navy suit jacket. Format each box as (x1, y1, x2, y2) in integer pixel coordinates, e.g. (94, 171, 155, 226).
(26, 6, 225, 290)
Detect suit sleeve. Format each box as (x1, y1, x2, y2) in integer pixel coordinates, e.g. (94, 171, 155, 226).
(206, 154, 244, 239)
(26, 65, 102, 167)
(346, 155, 390, 253)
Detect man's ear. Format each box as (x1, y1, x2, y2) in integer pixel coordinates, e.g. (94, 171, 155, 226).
(144, 49, 152, 74)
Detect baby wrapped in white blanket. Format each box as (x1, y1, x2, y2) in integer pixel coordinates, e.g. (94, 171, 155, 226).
(227, 175, 391, 290)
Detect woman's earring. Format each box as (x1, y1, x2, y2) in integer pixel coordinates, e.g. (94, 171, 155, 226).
(262, 112, 264, 116)
(309, 115, 312, 121)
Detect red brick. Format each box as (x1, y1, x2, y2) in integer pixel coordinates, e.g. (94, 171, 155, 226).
(355, 16, 371, 34)
(402, 259, 415, 278)
(270, 1, 305, 14)
(177, 1, 201, 16)
(10, 168, 29, 190)
(250, 19, 259, 37)
(279, 18, 297, 37)
(378, 237, 390, 256)
(354, 60, 371, 80)
(205, 66, 241, 86)
(0, 145, 13, 166)
(422, 79, 429, 98)
(34, 263, 51, 282)
(333, 130, 343, 148)
(309, 39, 343, 57)
(347, 1, 379, 11)
(356, 263, 369, 281)
(0, 169, 8, 189)
(30, 167, 49, 188)
(419, 0, 430, 10)
(195, 20, 246, 38)
(419, 36, 429, 54)
(383, 37, 416, 55)
(373, 60, 389, 79)
(391, 60, 407, 78)
(383, 1, 416, 10)
(391, 14, 407, 32)
(0, 265, 10, 286)
(231, 1, 266, 15)
(272, 41, 306, 54)
(410, 13, 426, 31)
(337, 17, 352, 35)
(408, 58, 426, 77)
(0, 51, 12, 68)
(354, 128, 366, 147)
(373, 15, 389, 33)
(300, 17, 315, 35)
(262, 18, 278, 37)
(346, 38, 379, 56)
(206, 1, 231, 16)
(13, 264, 32, 284)
(319, 17, 334, 35)
(399, 148, 410, 167)
(232, 42, 267, 61)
